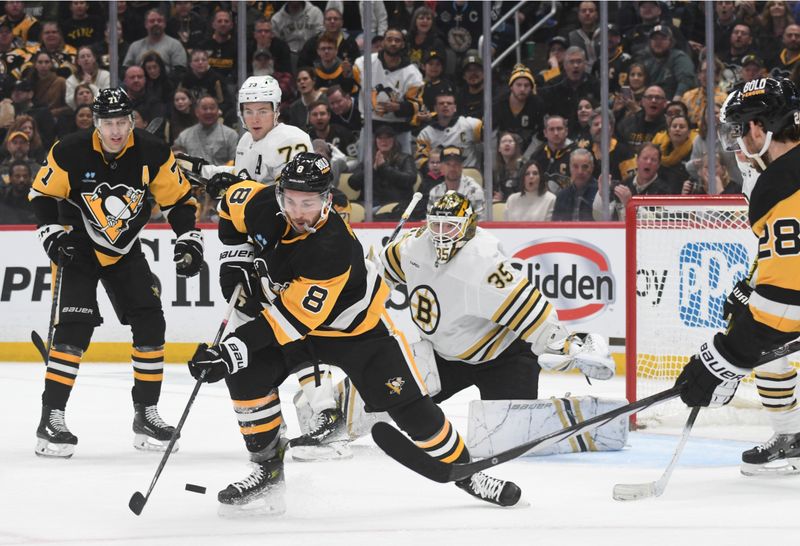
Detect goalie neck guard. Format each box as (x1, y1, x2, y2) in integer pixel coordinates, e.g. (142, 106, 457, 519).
(427, 191, 478, 266)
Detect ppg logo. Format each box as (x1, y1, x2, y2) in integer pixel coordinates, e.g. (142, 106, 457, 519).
(679, 242, 749, 328)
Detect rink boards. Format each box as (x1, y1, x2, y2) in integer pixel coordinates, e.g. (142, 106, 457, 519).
(0, 223, 627, 364)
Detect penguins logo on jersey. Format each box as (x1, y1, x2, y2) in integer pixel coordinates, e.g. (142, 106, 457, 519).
(386, 377, 405, 395)
(372, 84, 399, 107)
(409, 284, 440, 335)
(81, 182, 145, 243)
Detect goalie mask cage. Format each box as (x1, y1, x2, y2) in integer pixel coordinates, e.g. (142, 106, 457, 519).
(625, 195, 787, 427)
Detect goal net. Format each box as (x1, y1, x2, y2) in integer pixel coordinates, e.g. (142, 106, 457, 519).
(626, 196, 782, 427)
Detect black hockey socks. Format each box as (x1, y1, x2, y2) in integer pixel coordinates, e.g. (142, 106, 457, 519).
(131, 346, 164, 405)
(42, 345, 83, 410)
(234, 390, 283, 454)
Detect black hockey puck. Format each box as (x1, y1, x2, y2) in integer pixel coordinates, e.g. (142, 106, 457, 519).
(185, 483, 206, 494)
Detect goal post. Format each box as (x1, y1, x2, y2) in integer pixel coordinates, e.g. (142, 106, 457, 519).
(625, 195, 758, 427)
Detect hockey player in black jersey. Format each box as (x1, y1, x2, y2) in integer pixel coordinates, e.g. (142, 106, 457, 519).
(29, 88, 203, 458)
(678, 77, 800, 474)
(189, 153, 522, 513)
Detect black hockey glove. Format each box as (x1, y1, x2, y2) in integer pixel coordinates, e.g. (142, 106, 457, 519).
(174, 230, 204, 277)
(206, 171, 243, 200)
(219, 242, 262, 316)
(188, 335, 249, 383)
(675, 339, 748, 407)
(723, 279, 753, 325)
(37, 224, 89, 265)
(174, 152, 207, 176)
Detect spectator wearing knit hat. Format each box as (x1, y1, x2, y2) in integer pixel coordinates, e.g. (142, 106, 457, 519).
(494, 64, 543, 150)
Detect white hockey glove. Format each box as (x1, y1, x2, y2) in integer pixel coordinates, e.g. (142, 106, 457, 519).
(538, 332, 615, 380)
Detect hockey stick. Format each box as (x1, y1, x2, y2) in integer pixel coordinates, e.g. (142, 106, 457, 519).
(388, 192, 423, 243)
(31, 256, 65, 365)
(612, 406, 700, 501)
(372, 385, 685, 483)
(129, 284, 242, 516)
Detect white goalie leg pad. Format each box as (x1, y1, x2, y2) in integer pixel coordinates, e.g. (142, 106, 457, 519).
(466, 396, 629, 458)
(298, 364, 337, 414)
(411, 340, 441, 397)
(538, 333, 615, 380)
(336, 377, 391, 440)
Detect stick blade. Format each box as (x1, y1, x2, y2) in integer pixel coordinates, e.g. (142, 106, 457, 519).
(612, 482, 657, 502)
(128, 491, 146, 515)
(30, 331, 48, 364)
(371, 422, 453, 483)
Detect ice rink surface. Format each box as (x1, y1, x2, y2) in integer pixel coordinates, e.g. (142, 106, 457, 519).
(2, 362, 798, 546)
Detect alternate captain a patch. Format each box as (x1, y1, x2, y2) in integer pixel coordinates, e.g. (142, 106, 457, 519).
(81, 182, 145, 243)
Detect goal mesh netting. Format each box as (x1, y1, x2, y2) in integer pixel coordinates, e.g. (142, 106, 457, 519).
(626, 196, 774, 427)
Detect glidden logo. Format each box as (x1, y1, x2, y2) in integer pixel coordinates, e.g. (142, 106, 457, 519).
(512, 238, 615, 321)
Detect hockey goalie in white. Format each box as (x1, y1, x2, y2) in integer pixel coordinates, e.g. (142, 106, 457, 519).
(294, 191, 621, 454)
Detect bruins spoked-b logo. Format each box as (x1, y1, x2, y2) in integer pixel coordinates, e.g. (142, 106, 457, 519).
(81, 182, 145, 243)
(409, 284, 440, 335)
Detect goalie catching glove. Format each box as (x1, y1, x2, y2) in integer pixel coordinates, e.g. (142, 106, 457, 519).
(538, 332, 615, 380)
(174, 230, 204, 277)
(188, 336, 249, 383)
(676, 337, 749, 407)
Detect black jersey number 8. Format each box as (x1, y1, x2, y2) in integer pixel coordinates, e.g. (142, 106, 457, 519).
(302, 285, 328, 313)
(228, 187, 253, 204)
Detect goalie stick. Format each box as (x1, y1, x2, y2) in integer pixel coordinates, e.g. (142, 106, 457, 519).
(129, 284, 242, 516)
(612, 406, 700, 501)
(372, 385, 684, 483)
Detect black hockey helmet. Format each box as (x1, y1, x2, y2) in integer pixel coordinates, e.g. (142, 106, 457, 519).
(719, 77, 800, 151)
(278, 152, 334, 194)
(276, 152, 335, 232)
(91, 87, 134, 118)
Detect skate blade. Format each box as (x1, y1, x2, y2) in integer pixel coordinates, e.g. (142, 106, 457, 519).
(134, 434, 179, 452)
(741, 459, 800, 478)
(35, 438, 75, 458)
(218, 487, 286, 518)
(291, 441, 353, 462)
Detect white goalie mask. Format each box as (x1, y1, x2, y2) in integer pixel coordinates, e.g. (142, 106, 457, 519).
(426, 191, 478, 266)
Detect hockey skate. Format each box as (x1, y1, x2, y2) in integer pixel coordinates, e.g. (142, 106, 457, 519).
(132, 403, 179, 452)
(455, 472, 523, 507)
(289, 407, 352, 462)
(741, 432, 800, 477)
(218, 455, 286, 517)
(35, 405, 78, 458)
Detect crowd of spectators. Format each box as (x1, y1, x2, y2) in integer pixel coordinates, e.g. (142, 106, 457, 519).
(0, 1, 790, 225)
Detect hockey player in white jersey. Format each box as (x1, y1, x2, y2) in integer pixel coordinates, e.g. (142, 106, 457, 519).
(178, 75, 313, 184)
(380, 191, 615, 403)
(179, 76, 347, 459)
